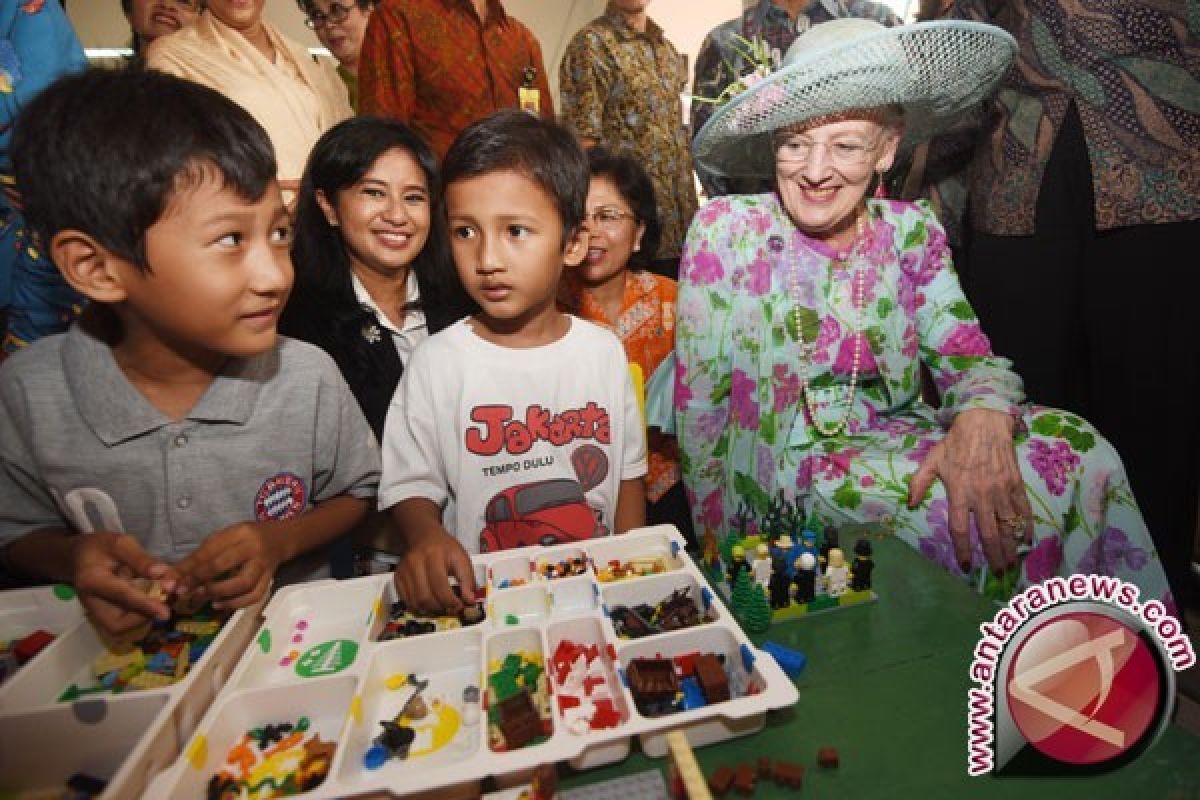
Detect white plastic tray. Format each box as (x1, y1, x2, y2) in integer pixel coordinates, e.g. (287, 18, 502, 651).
(147, 526, 799, 799)
(0, 584, 261, 800)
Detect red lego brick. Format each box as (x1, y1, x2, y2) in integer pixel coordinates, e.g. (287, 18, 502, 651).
(708, 766, 735, 797)
(773, 761, 804, 789)
(817, 746, 840, 769)
(733, 763, 756, 795)
(13, 630, 54, 664)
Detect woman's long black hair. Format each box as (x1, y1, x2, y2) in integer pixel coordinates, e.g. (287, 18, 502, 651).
(288, 116, 472, 368)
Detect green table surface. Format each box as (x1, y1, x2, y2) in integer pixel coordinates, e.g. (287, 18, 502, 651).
(559, 536, 1200, 799)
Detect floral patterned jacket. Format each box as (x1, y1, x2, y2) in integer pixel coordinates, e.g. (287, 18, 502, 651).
(675, 195, 1025, 498)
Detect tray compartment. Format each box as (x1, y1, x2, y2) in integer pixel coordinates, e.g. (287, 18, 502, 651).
(156, 675, 354, 798)
(548, 575, 599, 618)
(485, 628, 552, 753)
(618, 625, 774, 757)
(0, 693, 169, 797)
(489, 585, 551, 628)
(545, 617, 630, 770)
(231, 579, 379, 691)
(585, 530, 684, 583)
(372, 571, 488, 643)
(601, 571, 719, 640)
(338, 627, 484, 784)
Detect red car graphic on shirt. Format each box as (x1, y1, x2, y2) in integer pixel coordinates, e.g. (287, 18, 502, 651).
(479, 478, 608, 552)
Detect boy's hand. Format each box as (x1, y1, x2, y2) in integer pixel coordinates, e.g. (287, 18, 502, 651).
(395, 523, 478, 615)
(174, 522, 284, 610)
(73, 533, 175, 638)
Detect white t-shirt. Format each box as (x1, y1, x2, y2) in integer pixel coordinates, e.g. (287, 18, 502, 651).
(378, 317, 647, 554)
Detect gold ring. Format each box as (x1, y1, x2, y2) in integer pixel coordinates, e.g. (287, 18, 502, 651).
(998, 514, 1025, 535)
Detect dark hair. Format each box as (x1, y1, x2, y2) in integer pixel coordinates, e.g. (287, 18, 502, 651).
(442, 110, 588, 244)
(12, 67, 276, 274)
(287, 117, 472, 366)
(586, 146, 661, 269)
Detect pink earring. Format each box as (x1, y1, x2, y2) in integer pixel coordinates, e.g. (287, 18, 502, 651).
(873, 171, 888, 199)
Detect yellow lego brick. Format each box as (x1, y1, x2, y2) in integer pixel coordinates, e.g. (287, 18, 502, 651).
(176, 619, 220, 636)
(93, 647, 145, 678)
(128, 670, 175, 690)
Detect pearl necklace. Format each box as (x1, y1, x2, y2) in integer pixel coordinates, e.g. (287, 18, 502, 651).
(787, 210, 868, 437)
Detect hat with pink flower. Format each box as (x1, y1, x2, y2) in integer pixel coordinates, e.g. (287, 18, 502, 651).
(692, 18, 1016, 179)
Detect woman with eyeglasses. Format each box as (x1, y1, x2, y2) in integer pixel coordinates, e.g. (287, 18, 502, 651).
(680, 19, 1175, 607)
(146, 0, 351, 201)
(297, 0, 378, 111)
(557, 147, 693, 547)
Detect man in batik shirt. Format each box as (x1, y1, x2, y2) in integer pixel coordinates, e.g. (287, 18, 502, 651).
(691, 0, 900, 197)
(559, 1, 696, 279)
(359, 0, 553, 160)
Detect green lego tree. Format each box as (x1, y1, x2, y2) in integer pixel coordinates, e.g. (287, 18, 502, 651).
(730, 569, 755, 625)
(742, 584, 772, 634)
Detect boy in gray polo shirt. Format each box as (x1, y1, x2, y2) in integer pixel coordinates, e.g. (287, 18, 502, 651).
(0, 69, 380, 637)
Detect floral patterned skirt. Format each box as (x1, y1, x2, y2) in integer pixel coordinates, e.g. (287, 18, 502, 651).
(790, 404, 1176, 613)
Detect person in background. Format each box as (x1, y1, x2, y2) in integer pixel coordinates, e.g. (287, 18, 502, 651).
(121, 0, 201, 58)
(683, 19, 1175, 609)
(358, 0, 553, 161)
(146, 0, 352, 199)
(558, 1, 696, 279)
(894, 0, 971, 270)
(691, 0, 901, 199)
(0, 69, 378, 634)
(378, 111, 646, 614)
(1, 0, 88, 358)
(952, 0, 1200, 611)
(558, 146, 693, 547)
(296, 0, 377, 111)
(281, 116, 472, 575)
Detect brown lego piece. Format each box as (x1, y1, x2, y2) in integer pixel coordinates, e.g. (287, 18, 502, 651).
(708, 766, 735, 796)
(757, 756, 772, 778)
(693, 653, 730, 704)
(496, 691, 543, 749)
(627, 657, 679, 714)
(817, 746, 840, 768)
(733, 763, 756, 796)
(773, 761, 804, 789)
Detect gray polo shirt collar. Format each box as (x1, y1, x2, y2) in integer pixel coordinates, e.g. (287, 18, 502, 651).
(63, 325, 269, 446)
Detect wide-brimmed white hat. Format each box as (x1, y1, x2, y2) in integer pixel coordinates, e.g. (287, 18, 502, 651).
(692, 19, 1016, 179)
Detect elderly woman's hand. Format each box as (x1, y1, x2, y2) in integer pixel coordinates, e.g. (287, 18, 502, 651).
(907, 408, 1033, 574)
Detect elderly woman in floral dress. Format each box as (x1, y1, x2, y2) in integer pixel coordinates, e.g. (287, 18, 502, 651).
(679, 19, 1175, 608)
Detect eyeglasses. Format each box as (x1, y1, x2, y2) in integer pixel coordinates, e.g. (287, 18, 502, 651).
(774, 135, 881, 169)
(303, 1, 355, 29)
(585, 207, 637, 229)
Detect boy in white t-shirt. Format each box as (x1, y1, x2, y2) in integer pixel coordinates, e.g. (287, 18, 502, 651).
(378, 110, 647, 613)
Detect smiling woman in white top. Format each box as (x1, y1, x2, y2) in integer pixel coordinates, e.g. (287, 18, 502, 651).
(280, 116, 472, 577)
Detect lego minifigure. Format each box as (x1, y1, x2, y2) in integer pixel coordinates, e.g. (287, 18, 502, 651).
(819, 527, 840, 572)
(770, 534, 793, 567)
(768, 556, 792, 609)
(825, 548, 849, 597)
(799, 529, 819, 561)
(791, 553, 816, 605)
(851, 538, 875, 591)
(726, 545, 748, 587)
(751, 544, 772, 590)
